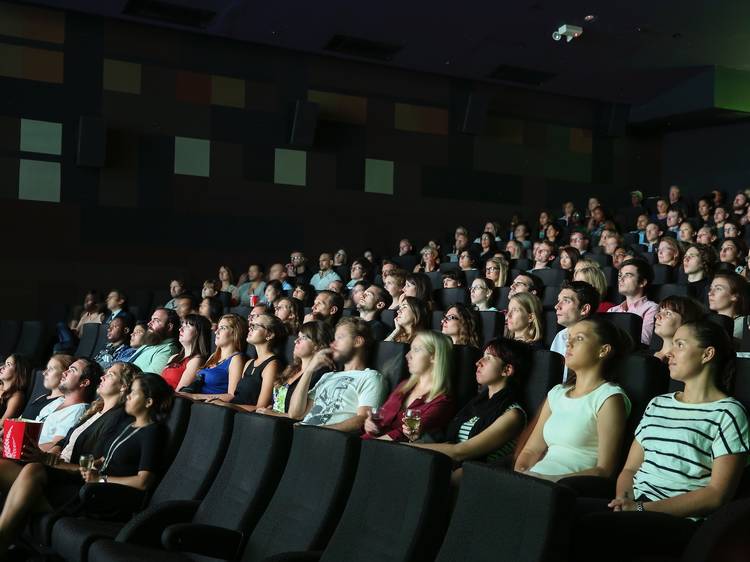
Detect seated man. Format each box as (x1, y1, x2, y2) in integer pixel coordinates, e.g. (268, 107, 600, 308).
(309, 253, 341, 292)
(550, 281, 600, 382)
(398, 238, 414, 257)
(508, 272, 544, 300)
(288, 318, 385, 432)
(128, 308, 180, 374)
(383, 269, 406, 310)
(286, 251, 311, 286)
(569, 230, 591, 256)
(93, 316, 132, 369)
(303, 290, 344, 325)
(357, 284, 392, 340)
(346, 280, 368, 309)
(36, 357, 102, 450)
(644, 222, 662, 253)
(442, 270, 466, 289)
(268, 263, 294, 291)
(174, 292, 198, 320)
(607, 258, 658, 345)
(164, 279, 186, 309)
(530, 240, 556, 271)
(237, 264, 267, 306)
(102, 289, 130, 327)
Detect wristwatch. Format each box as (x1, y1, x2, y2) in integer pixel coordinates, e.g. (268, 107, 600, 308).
(636, 500, 644, 512)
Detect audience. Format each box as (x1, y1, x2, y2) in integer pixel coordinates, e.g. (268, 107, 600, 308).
(357, 285, 392, 340)
(657, 236, 682, 268)
(161, 314, 212, 390)
(573, 264, 614, 312)
(305, 290, 344, 326)
(682, 243, 715, 302)
(22, 354, 71, 420)
(414, 246, 440, 274)
(558, 246, 580, 273)
(403, 273, 435, 311)
(483, 256, 508, 287)
(348, 257, 373, 288)
(102, 289, 129, 327)
(442, 270, 466, 289)
(508, 272, 544, 300)
(198, 296, 223, 331)
(273, 296, 305, 336)
(218, 265, 239, 303)
(383, 269, 407, 309)
(440, 303, 481, 348)
(608, 258, 658, 345)
(531, 240, 556, 271)
(119, 321, 146, 363)
(550, 280, 600, 382)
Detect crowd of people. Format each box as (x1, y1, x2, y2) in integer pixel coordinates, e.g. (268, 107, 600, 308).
(1, 184, 749, 560)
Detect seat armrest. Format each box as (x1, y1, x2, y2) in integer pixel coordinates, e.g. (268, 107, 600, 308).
(162, 523, 244, 559)
(117, 500, 201, 546)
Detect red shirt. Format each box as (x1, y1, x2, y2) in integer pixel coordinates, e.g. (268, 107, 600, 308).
(597, 301, 615, 313)
(161, 356, 191, 390)
(362, 381, 454, 442)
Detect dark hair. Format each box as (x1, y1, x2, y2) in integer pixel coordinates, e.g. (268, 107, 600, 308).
(479, 232, 498, 254)
(110, 314, 135, 333)
(442, 270, 466, 286)
(316, 290, 344, 324)
(446, 302, 481, 348)
(1, 354, 30, 404)
(255, 313, 287, 350)
(133, 373, 174, 423)
(724, 219, 745, 239)
(170, 314, 211, 365)
(351, 257, 373, 282)
(685, 243, 718, 277)
(153, 307, 181, 339)
(77, 357, 104, 402)
(567, 317, 634, 385)
(558, 246, 580, 270)
(620, 258, 654, 288)
(712, 271, 749, 316)
(680, 321, 736, 393)
(277, 321, 334, 386)
(560, 280, 601, 317)
(697, 196, 714, 215)
(720, 237, 748, 266)
(658, 296, 706, 324)
(335, 316, 376, 357)
(367, 284, 393, 310)
(482, 338, 532, 385)
(405, 273, 435, 308)
(175, 292, 198, 310)
(293, 283, 315, 306)
(459, 249, 479, 268)
(201, 296, 223, 325)
(517, 272, 544, 297)
(109, 289, 128, 308)
(273, 296, 305, 335)
(398, 296, 430, 334)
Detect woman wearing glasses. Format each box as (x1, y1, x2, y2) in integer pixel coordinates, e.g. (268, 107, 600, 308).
(257, 321, 334, 416)
(470, 278, 498, 312)
(273, 296, 305, 336)
(441, 304, 481, 348)
(484, 256, 509, 288)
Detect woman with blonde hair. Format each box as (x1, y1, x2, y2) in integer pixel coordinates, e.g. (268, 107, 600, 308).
(484, 256, 508, 288)
(180, 313, 247, 401)
(414, 246, 440, 273)
(504, 293, 543, 348)
(363, 331, 454, 442)
(574, 264, 615, 312)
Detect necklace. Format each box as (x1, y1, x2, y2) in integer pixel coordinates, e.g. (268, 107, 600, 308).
(100, 423, 149, 474)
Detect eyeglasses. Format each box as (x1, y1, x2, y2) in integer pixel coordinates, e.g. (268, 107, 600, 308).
(295, 334, 312, 343)
(486, 266, 500, 272)
(442, 314, 460, 323)
(470, 286, 486, 292)
(510, 281, 530, 289)
(249, 323, 269, 332)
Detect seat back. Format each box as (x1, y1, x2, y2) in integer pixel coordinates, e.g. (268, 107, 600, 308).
(542, 310, 562, 348)
(424, 271, 442, 292)
(438, 262, 459, 273)
(243, 427, 360, 560)
(649, 283, 688, 302)
(541, 286, 560, 309)
(230, 305, 251, 319)
(194, 414, 294, 532)
(452, 345, 480, 410)
(532, 269, 566, 287)
(435, 288, 468, 310)
(160, 396, 192, 469)
(478, 311, 503, 344)
(588, 253, 612, 268)
(321, 441, 452, 562)
(600, 312, 643, 347)
(92, 325, 109, 357)
(0, 320, 21, 360)
(74, 323, 100, 358)
(392, 255, 418, 271)
(149, 402, 233, 505)
(464, 269, 480, 287)
(496, 286, 511, 310)
(380, 309, 396, 330)
(651, 264, 675, 285)
(283, 336, 295, 365)
(435, 464, 575, 562)
(681, 498, 750, 562)
(525, 350, 564, 415)
(372, 341, 408, 394)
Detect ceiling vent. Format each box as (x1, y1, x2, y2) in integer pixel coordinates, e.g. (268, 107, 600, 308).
(488, 64, 556, 86)
(123, 0, 217, 29)
(324, 34, 403, 62)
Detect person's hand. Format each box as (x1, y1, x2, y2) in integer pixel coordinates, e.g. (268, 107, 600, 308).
(308, 348, 336, 374)
(255, 406, 270, 415)
(401, 422, 421, 441)
(302, 313, 314, 323)
(364, 413, 381, 436)
(80, 467, 100, 483)
(608, 495, 638, 512)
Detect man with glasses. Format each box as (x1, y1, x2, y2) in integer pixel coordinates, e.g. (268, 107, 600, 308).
(531, 240, 556, 271)
(550, 281, 600, 382)
(357, 285, 392, 340)
(286, 251, 311, 285)
(569, 230, 590, 256)
(508, 273, 544, 299)
(607, 258, 658, 345)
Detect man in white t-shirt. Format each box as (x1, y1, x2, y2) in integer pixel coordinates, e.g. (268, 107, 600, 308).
(549, 281, 600, 383)
(289, 317, 385, 432)
(36, 357, 102, 448)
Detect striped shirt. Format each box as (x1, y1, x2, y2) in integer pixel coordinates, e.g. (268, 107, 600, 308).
(633, 393, 749, 505)
(457, 403, 524, 462)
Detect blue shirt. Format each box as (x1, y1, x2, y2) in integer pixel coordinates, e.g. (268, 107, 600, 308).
(197, 353, 242, 394)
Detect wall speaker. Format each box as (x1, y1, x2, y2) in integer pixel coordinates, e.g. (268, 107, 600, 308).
(76, 115, 106, 167)
(290, 101, 319, 147)
(460, 92, 489, 134)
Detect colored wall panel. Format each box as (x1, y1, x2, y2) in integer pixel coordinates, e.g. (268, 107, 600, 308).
(394, 103, 449, 135)
(364, 158, 394, 195)
(176, 71, 211, 105)
(0, 2, 65, 44)
(174, 136, 210, 177)
(714, 66, 750, 113)
(20, 118, 62, 155)
(308, 90, 367, 124)
(484, 116, 524, 144)
(570, 128, 593, 154)
(211, 75, 245, 108)
(103, 59, 141, 94)
(18, 159, 60, 202)
(274, 149, 306, 186)
(0, 43, 63, 83)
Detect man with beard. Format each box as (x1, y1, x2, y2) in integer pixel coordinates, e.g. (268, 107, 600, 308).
(128, 308, 180, 374)
(357, 285, 392, 340)
(303, 290, 343, 325)
(288, 317, 385, 432)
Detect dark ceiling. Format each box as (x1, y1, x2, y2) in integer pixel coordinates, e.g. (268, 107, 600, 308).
(23, 0, 750, 105)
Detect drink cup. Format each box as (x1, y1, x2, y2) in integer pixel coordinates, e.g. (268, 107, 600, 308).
(250, 295, 259, 306)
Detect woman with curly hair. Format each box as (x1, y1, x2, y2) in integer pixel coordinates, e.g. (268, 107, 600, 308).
(441, 303, 481, 347)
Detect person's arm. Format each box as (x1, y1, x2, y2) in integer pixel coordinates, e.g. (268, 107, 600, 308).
(323, 406, 369, 432)
(641, 303, 658, 345)
(82, 468, 155, 491)
(255, 360, 280, 410)
(612, 439, 644, 509)
(226, 354, 245, 398)
(385, 396, 453, 442)
(514, 399, 552, 472)
(175, 356, 204, 390)
(287, 350, 334, 420)
(412, 407, 525, 463)
(0, 392, 25, 421)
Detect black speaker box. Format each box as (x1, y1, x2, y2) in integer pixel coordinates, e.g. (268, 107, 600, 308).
(76, 115, 106, 167)
(460, 92, 489, 134)
(290, 101, 319, 147)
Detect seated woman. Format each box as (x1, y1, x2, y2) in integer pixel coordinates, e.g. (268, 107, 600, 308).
(558, 245, 580, 274)
(478, 232, 498, 267)
(657, 236, 682, 268)
(441, 270, 466, 289)
(441, 303, 481, 348)
(484, 256, 508, 288)
(263, 280, 284, 305)
(0, 354, 30, 421)
(0, 369, 171, 552)
(212, 314, 285, 412)
(469, 277, 498, 312)
(708, 271, 748, 339)
(348, 257, 373, 288)
(414, 246, 440, 274)
(573, 321, 749, 562)
(719, 237, 748, 275)
(218, 265, 239, 305)
(161, 314, 212, 390)
(514, 317, 632, 482)
(257, 321, 334, 416)
(678, 221, 695, 244)
(458, 250, 479, 272)
(273, 296, 304, 336)
(545, 223, 563, 246)
(180, 314, 247, 401)
(363, 331, 454, 442)
(201, 279, 221, 298)
(653, 296, 706, 361)
(407, 338, 530, 465)
(682, 243, 716, 303)
(198, 296, 222, 332)
(402, 273, 435, 312)
(386, 297, 429, 345)
(573, 263, 615, 312)
(291, 282, 315, 307)
(23, 354, 72, 420)
(504, 293, 544, 349)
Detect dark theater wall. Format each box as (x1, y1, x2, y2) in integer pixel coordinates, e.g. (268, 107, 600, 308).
(0, 2, 659, 316)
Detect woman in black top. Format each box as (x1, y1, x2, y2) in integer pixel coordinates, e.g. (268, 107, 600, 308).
(406, 338, 530, 466)
(0, 372, 172, 551)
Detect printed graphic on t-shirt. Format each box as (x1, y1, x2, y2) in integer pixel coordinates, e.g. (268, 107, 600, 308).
(304, 375, 356, 426)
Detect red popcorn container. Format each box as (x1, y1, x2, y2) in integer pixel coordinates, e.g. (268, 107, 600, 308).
(2, 419, 43, 460)
(250, 295, 259, 306)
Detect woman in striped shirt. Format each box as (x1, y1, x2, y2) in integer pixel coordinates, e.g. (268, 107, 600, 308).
(575, 320, 749, 561)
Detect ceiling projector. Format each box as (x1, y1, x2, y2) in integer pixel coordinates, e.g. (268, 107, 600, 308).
(552, 24, 583, 42)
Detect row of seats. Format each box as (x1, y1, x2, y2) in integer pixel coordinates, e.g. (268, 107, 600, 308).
(0, 319, 47, 364)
